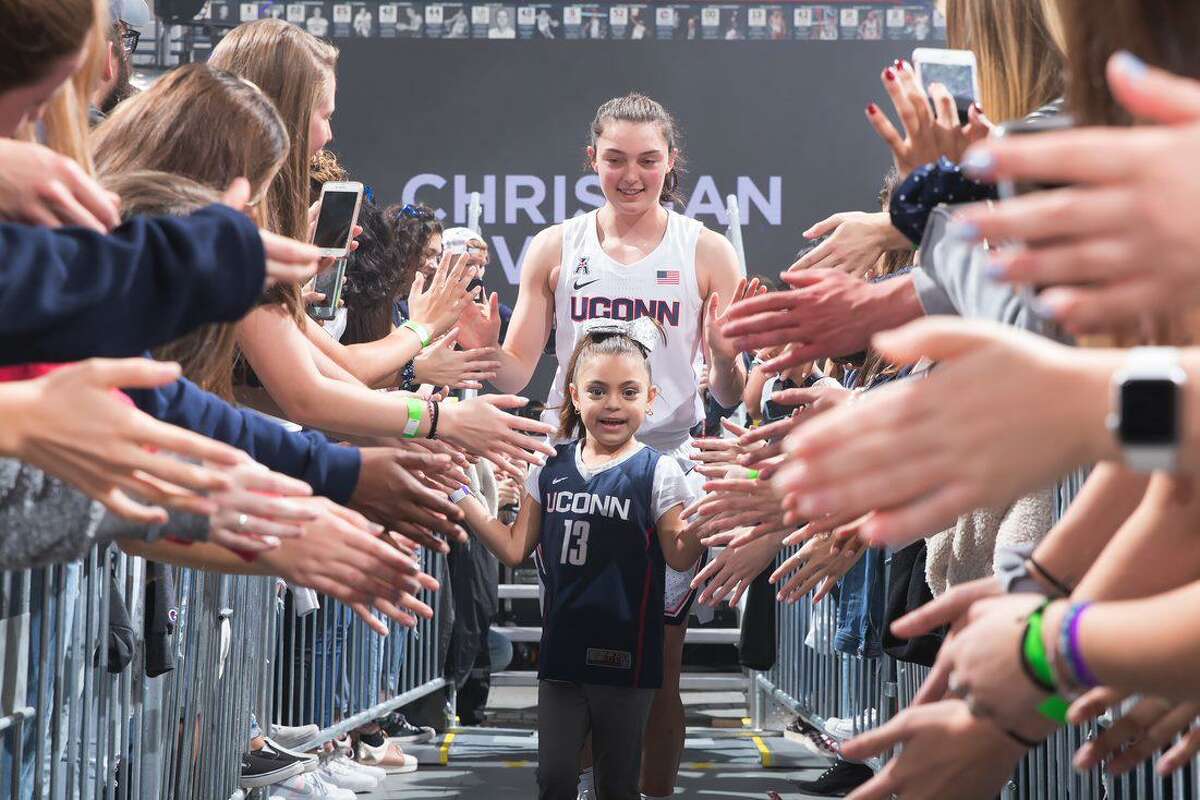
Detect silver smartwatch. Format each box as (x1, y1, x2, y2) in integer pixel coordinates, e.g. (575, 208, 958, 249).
(1106, 347, 1186, 473)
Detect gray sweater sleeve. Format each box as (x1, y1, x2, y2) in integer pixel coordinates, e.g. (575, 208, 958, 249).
(0, 459, 106, 569)
(0, 459, 210, 570)
(913, 205, 1073, 342)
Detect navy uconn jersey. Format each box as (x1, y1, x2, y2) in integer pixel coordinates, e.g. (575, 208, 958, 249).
(531, 441, 668, 689)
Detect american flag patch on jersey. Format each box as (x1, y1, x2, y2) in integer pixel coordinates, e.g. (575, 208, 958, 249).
(656, 270, 680, 285)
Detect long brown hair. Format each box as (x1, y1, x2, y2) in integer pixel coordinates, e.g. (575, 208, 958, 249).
(210, 20, 338, 317)
(0, 0, 98, 93)
(103, 170, 242, 399)
(557, 323, 665, 442)
(589, 93, 686, 206)
(1056, 0, 1200, 348)
(93, 63, 289, 215)
(1059, 0, 1200, 126)
(945, 0, 1065, 123)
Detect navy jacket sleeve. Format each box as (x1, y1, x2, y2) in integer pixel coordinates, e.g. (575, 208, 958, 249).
(0, 204, 265, 365)
(126, 377, 362, 505)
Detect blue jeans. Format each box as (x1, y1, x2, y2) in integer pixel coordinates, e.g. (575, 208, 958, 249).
(833, 548, 886, 658)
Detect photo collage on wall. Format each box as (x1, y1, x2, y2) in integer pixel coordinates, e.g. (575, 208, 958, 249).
(179, 1, 942, 55)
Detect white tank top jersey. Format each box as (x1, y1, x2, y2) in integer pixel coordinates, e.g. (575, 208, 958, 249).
(542, 208, 706, 455)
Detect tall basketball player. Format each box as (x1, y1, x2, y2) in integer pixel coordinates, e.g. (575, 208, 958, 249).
(460, 93, 749, 799)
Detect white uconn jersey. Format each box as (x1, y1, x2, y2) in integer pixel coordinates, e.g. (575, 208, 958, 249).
(544, 209, 705, 454)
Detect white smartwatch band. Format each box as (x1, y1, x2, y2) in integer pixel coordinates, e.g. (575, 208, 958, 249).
(1109, 347, 1185, 473)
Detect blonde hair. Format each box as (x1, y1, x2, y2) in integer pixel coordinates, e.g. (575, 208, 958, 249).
(210, 19, 338, 319)
(945, 0, 1065, 122)
(13, 0, 109, 173)
(210, 20, 337, 242)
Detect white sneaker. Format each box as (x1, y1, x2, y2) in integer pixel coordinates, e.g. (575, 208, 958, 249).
(272, 772, 357, 799)
(310, 772, 357, 799)
(269, 774, 317, 799)
(331, 752, 385, 783)
(318, 757, 380, 792)
(271, 724, 320, 749)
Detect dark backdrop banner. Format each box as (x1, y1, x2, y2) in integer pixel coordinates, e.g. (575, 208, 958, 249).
(326, 38, 933, 394)
(334, 38, 932, 284)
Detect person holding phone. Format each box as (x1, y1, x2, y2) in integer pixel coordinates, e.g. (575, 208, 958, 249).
(457, 92, 751, 800)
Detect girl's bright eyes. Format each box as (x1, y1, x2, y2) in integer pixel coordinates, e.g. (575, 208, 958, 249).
(586, 388, 642, 399)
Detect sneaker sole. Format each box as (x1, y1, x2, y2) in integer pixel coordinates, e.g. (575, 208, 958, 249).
(239, 760, 308, 789)
(382, 763, 418, 775)
(389, 731, 435, 744)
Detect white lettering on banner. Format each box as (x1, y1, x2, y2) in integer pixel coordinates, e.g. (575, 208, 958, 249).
(455, 174, 497, 224)
(546, 491, 631, 521)
(506, 175, 547, 224)
(493, 234, 535, 285)
(401, 173, 784, 282)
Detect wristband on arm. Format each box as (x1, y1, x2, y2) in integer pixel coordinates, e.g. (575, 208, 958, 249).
(401, 320, 432, 348)
(1020, 601, 1070, 724)
(402, 397, 425, 438)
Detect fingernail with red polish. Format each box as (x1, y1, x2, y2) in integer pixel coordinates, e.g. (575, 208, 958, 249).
(884, 68, 895, 81)
(867, 103, 878, 115)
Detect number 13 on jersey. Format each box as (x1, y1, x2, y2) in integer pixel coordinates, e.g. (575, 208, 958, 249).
(560, 519, 590, 566)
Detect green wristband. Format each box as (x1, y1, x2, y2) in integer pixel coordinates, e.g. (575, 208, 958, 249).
(1023, 603, 1069, 724)
(402, 397, 425, 439)
(402, 320, 432, 348)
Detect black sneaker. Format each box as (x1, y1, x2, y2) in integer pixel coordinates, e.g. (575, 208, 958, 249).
(791, 760, 874, 797)
(784, 717, 840, 760)
(238, 750, 308, 788)
(381, 712, 436, 744)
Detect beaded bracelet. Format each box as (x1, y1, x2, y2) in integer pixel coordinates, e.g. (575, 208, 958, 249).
(399, 359, 417, 392)
(428, 400, 441, 440)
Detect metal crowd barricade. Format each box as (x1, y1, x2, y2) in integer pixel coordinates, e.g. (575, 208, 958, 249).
(0, 543, 447, 800)
(750, 545, 1200, 799)
(271, 547, 448, 751)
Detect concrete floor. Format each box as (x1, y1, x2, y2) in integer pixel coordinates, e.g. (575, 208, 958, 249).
(360, 684, 846, 799)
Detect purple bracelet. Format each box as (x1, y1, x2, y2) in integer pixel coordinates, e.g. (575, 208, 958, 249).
(1065, 602, 1100, 690)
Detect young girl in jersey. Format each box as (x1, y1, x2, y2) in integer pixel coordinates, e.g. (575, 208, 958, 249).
(452, 318, 703, 800)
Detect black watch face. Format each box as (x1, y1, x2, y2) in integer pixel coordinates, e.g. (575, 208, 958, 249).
(1120, 379, 1178, 444)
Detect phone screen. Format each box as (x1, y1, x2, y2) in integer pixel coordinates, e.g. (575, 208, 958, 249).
(313, 190, 359, 249)
(917, 62, 976, 103)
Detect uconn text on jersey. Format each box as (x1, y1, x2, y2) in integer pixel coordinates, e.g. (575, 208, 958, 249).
(569, 296, 682, 328)
(544, 489, 632, 521)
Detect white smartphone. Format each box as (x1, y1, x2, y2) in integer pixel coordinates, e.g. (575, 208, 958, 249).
(312, 181, 364, 258)
(912, 47, 980, 124)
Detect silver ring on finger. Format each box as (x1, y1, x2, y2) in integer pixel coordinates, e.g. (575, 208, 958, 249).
(947, 674, 966, 699)
(237, 513, 249, 531)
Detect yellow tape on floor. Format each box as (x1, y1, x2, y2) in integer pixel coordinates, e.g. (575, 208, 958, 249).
(751, 735, 773, 768)
(439, 732, 457, 766)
